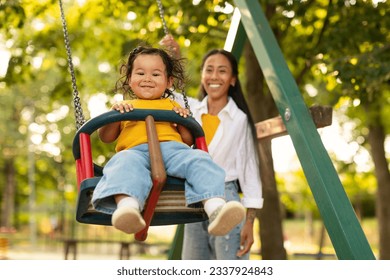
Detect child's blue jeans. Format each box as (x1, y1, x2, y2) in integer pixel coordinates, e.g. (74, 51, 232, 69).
(92, 141, 226, 214)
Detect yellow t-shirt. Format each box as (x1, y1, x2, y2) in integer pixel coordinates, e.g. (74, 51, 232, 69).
(115, 98, 183, 151)
(201, 114, 220, 146)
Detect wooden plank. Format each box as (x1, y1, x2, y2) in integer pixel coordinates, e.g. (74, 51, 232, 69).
(256, 105, 332, 140)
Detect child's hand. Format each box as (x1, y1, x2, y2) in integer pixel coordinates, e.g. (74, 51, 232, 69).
(172, 107, 193, 146)
(173, 107, 190, 118)
(111, 102, 134, 113)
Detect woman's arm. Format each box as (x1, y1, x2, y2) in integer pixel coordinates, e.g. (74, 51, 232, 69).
(237, 208, 257, 257)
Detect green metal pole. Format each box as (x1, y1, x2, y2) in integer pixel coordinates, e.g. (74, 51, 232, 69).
(234, 0, 375, 259)
(167, 224, 184, 260)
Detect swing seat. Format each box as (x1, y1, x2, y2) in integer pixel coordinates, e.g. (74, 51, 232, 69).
(76, 176, 206, 226)
(73, 109, 209, 241)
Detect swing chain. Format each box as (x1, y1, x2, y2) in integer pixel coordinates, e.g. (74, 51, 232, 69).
(156, 0, 191, 116)
(59, 0, 85, 130)
(181, 89, 191, 116)
(156, 0, 169, 36)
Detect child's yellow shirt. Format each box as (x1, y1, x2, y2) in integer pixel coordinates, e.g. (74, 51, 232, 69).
(115, 98, 183, 152)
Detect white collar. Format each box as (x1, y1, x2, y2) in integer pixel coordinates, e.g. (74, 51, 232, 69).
(195, 96, 239, 120)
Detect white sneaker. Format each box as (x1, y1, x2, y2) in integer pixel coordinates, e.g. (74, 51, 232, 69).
(208, 201, 245, 236)
(112, 206, 146, 234)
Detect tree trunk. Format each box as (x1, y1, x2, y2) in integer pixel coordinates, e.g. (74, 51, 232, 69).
(365, 106, 390, 259)
(1, 158, 16, 229)
(258, 139, 287, 259)
(244, 42, 287, 259)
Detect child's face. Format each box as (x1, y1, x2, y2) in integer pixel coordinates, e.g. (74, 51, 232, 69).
(129, 54, 173, 100)
(201, 53, 236, 101)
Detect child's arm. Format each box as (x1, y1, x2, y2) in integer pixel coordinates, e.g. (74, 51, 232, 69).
(172, 107, 194, 146)
(98, 122, 121, 143)
(176, 125, 193, 146)
(98, 102, 134, 143)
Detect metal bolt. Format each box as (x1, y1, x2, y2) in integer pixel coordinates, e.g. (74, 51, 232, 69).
(284, 108, 291, 121)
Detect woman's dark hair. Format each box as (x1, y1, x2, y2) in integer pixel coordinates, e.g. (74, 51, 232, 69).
(199, 49, 259, 151)
(116, 46, 186, 99)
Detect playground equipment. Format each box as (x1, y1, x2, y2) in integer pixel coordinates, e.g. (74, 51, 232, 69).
(169, 0, 375, 260)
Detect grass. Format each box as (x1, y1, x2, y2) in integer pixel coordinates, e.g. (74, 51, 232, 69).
(280, 218, 378, 259)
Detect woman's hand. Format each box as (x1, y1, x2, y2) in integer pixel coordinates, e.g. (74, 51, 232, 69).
(159, 34, 181, 59)
(236, 208, 256, 257)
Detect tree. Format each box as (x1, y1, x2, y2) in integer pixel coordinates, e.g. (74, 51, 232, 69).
(249, 0, 389, 259)
(318, 1, 390, 259)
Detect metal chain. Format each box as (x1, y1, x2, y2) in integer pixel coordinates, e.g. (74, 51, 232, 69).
(156, 0, 191, 115)
(59, 0, 190, 121)
(59, 0, 85, 130)
(156, 0, 169, 36)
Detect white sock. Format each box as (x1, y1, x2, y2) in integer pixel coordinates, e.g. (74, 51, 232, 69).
(203, 198, 226, 217)
(117, 196, 140, 211)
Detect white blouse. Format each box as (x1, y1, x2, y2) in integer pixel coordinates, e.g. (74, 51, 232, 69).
(187, 95, 264, 209)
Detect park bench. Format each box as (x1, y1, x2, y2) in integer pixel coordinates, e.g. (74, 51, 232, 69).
(62, 238, 167, 260)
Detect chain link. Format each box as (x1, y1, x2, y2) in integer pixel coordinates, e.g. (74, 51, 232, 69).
(156, 0, 191, 116)
(156, 0, 169, 35)
(59, 0, 192, 123)
(59, 0, 85, 130)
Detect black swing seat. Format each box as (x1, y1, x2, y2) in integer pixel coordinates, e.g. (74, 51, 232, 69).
(77, 176, 206, 226)
(73, 109, 208, 227)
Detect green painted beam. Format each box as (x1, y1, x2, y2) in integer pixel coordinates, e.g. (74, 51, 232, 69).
(167, 224, 184, 260)
(234, 0, 374, 260)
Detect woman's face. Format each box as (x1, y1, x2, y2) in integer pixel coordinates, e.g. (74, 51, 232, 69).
(201, 53, 236, 101)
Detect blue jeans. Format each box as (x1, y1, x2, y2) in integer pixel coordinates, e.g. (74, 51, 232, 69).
(92, 141, 225, 214)
(182, 180, 249, 260)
